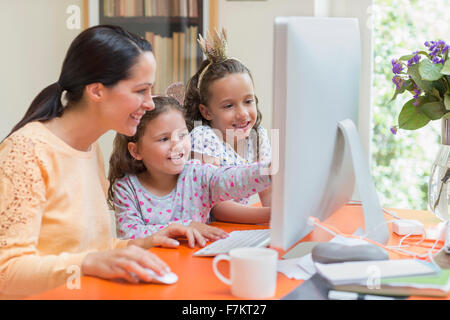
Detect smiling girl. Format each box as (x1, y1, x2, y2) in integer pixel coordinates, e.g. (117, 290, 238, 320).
(184, 29, 272, 224)
(108, 96, 272, 242)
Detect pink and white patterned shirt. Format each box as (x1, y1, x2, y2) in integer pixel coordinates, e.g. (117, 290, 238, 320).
(113, 160, 271, 239)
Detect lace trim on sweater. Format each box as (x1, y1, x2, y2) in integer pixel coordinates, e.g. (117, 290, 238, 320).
(0, 133, 46, 249)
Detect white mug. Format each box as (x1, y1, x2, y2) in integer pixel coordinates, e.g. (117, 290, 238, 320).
(212, 247, 278, 299)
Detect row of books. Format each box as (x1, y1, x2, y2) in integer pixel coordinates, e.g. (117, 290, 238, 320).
(103, 0, 199, 18)
(146, 26, 201, 94)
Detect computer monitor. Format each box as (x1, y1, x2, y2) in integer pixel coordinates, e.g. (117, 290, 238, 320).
(270, 17, 389, 250)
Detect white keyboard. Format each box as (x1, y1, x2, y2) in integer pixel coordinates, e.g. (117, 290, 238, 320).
(193, 229, 271, 257)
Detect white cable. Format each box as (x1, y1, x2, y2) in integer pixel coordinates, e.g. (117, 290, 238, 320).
(312, 206, 445, 264)
(347, 200, 401, 219)
(363, 219, 397, 239)
(308, 218, 339, 238)
(398, 232, 413, 247)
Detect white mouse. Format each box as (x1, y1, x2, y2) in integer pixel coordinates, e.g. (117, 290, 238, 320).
(143, 269, 178, 285)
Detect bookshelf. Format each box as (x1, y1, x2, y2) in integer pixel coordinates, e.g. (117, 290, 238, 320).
(97, 0, 207, 94)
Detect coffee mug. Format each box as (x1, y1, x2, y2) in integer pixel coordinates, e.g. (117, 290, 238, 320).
(212, 247, 278, 299)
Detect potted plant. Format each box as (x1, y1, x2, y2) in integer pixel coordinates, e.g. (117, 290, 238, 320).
(389, 40, 450, 220)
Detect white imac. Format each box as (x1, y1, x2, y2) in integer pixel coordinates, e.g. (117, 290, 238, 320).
(270, 17, 389, 250)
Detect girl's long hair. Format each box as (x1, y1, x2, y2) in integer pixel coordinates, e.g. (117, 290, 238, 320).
(107, 96, 185, 208)
(4, 25, 152, 140)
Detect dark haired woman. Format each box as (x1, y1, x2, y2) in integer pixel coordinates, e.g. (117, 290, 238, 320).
(0, 25, 204, 299)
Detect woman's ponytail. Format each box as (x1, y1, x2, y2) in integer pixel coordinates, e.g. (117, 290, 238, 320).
(5, 82, 64, 139)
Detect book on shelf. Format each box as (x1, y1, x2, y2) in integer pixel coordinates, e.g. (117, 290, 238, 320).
(189, 25, 198, 77)
(103, 0, 144, 17)
(179, 31, 185, 89)
(101, 0, 202, 94)
(103, 0, 198, 18)
(146, 26, 199, 94)
(173, 32, 180, 82)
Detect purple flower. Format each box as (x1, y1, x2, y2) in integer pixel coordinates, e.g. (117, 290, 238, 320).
(391, 59, 403, 74)
(407, 51, 421, 66)
(432, 56, 445, 65)
(390, 126, 398, 135)
(392, 75, 405, 90)
(412, 82, 421, 100)
(426, 40, 448, 65)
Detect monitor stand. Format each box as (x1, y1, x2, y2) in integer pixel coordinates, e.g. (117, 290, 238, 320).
(338, 119, 389, 245)
(283, 119, 389, 260)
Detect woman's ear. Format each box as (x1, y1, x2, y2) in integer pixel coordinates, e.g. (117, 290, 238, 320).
(198, 104, 213, 121)
(127, 142, 143, 161)
(85, 83, 105, 102)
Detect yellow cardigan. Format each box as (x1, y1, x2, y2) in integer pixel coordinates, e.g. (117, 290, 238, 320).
(0, 122, 129, 299)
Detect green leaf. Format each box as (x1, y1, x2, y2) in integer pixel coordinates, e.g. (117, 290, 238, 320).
(431, 88, 442, 100)
(398, 98, 431, 130)
(441, 59, 450, 75)
(389, 79, 410, 102)
(416, 50, 429, 57)
(399, 51, 428, 61)
(419, 59, 444, 81)
(431, 78, 447, 97)
(399, 54, 414, 61)
(445, 94, 450, 111)
(407, 63, 434, 92)
(420, 101, 446, 120)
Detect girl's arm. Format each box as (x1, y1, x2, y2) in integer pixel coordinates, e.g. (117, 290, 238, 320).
(256, 126, 272, 207)
(113, 182, 192, 239)
(204, 162, 272, 207)
(258, 185, 272, 207)
(191, 151, 221, 166)
(211, 201, 270, 224)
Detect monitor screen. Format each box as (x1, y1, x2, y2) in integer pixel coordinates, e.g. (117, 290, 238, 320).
(270, 16, 363, 250)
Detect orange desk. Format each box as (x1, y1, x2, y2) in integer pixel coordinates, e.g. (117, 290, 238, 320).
(27, 205, 448, 300)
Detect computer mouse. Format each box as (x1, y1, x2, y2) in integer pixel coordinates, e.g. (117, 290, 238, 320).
(144, 269, 178, 284)
(311, 242, 389, 264)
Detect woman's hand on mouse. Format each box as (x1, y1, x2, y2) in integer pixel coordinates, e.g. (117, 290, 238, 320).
(81, 245, 170, 283)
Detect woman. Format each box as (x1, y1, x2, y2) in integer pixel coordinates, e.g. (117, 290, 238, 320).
(0, 25, 205, 299)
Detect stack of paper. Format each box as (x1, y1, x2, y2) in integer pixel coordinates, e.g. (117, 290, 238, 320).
(315, 259, 440, 286)
(334, 269, 450, 297)
(277, 254, 316, 280)
(314, 259, 448, 297)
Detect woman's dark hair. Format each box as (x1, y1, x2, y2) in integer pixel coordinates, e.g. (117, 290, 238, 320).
(5, 25, 153, 140)
(184, 58, 262, 132)
(107, 96, 184, 208)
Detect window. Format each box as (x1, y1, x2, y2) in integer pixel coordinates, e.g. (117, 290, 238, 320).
(371, 0, 450, 209)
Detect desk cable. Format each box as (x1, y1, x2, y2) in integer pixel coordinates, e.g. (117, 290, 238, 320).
(309, 201, 446, 267)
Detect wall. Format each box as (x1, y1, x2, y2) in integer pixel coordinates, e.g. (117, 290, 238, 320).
(329, 0, 374, 160)
(0, 0, 84, 140)
(216, 0, 315, 131)
(217, 0, 374, 159)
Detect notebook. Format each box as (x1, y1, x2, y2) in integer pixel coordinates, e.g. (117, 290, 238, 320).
(334, 269, 450, 297)
(314, 259, 440, 286)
